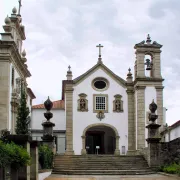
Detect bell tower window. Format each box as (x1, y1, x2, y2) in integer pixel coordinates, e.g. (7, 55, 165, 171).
(144, 54, 153, 77)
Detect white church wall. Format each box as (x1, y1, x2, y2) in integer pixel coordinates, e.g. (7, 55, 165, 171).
(72, 68, 128, 155)
(170, 126, 180, 141)
(145, 86, 156, 147)
(31, 109, 66, 130)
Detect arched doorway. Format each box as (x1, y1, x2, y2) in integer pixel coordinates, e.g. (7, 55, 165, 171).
(81, 123, 120, 155)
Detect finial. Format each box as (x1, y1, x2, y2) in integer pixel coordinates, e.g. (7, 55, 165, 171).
(5, 15, 11, 25)
(68, 65, 71, 72)
(18, 0, 22, 15)
(128, 68, 131, 73)
(44, 96, 53, 112)
(22, 49, 26, 57)
(146, 34, 151, 44)
(12, 7, 17, 14)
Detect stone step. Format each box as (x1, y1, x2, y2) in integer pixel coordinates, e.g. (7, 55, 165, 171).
(52, 169, 154, 175)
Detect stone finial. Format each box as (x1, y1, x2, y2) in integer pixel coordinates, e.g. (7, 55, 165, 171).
(127, 68, 132, 77)
(22, 49, 26, 57)
(146, 34, 151, 44)
(12, 7, 17, 14)
(5, 16, 11, 25)
(66, 65, 72, 80)
(149, 99, 157, 114)
(44, 96, 53, 112)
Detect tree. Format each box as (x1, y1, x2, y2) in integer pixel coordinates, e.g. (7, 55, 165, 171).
(15, 83, 30, 135)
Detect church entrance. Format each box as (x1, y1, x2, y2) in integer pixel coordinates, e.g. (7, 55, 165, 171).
(85, 125, 116, 154)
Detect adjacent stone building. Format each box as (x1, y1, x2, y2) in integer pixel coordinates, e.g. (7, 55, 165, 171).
(32, 36, 166, 155)
(0, 7, 35, 134)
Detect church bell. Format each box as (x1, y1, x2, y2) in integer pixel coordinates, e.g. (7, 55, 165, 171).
(145, 59, 152, 70)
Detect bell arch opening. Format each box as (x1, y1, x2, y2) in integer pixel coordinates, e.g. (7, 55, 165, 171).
(81, 123, 120, 155)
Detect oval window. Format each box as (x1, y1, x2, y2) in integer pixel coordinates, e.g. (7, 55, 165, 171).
(94, 80, 106, 89)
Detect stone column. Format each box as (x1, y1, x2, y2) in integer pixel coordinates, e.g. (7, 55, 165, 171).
(136, 52, 145, 77)
(65, 81, 74, 155)
(126, 68, 136, 155)
(146, 100, 161, 168)
(81, 136, 87, 155)
(155, 86, 164, 131)
(154, 52, 162, 78)
(114, 136, 120, 155)
(136, 86, 146, 150)
(30, 141, 39, 180)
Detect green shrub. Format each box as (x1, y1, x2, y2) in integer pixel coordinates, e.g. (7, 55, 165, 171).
(39, 145, 53, 169)
(162, 163, 180, 175)
(0, 140, 31, 169)
(0, 141, 11, 167)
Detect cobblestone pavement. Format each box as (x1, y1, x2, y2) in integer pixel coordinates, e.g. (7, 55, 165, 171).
(45, 174, 180, 180)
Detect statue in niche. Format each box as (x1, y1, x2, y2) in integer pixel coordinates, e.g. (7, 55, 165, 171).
(78, 93, 88, 112)
(115, 99, 121, 112)
(113, 94, 123, 112)
(80, 99, 86, 111)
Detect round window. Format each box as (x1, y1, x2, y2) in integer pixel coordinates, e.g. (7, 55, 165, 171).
(94, 80, 106, 89)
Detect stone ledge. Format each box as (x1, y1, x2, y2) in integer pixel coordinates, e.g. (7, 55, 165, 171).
(158, 172, 180, 178)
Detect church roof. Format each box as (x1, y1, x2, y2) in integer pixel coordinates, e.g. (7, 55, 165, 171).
(32, 100, 64, 109)
(73, 61, 126, 86)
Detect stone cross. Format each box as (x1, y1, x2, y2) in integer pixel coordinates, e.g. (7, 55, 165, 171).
(68, 65, 71, 71)
(96, 44, 103, 58)
(18, 0, 22, 15)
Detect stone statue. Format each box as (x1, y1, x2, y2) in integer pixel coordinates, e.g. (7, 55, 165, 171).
(115, 100, 121, 112)
(80, 99, 86, 111)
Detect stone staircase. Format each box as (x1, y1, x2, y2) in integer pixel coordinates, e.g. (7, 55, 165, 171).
(52, 155, 154, 175)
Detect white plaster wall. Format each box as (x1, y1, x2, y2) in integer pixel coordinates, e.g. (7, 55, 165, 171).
(31, 109, 66, 130)
(165, 133, 169, 142)
(170, 126, 180, 141)
(145, 86, 156, 147)
(72, 68, 128, 155)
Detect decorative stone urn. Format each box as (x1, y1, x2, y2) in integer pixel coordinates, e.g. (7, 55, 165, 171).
(42, 97, 55, 148)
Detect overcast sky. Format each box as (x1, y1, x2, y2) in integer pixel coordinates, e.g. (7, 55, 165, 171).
(1, 0, 180, 125)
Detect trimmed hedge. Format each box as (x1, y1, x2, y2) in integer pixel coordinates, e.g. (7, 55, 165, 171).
(39, 145, 53, 169)
(160, 163, 180, 176)
(0, 140, 31, 169)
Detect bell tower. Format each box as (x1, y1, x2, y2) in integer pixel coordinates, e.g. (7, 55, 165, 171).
(133, 35, 164, 151)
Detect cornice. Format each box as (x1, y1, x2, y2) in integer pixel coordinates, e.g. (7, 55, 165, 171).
(0, 41, 31, 78)
(134, 77, 164, 85)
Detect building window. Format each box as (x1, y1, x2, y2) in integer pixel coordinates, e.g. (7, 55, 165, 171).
(93, 94, 108, 113)
(92, 77, 109, 91)
(95, 96, 106, 110)
(11, 67, 14, 87)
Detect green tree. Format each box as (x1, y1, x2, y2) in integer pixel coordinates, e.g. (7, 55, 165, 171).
(15, 83, 30, 134)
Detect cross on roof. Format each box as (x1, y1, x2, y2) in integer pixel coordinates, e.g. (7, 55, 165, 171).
(96, 44, 103, 58)
(68, 65, 71, 71)
(18, 0, 22, 15)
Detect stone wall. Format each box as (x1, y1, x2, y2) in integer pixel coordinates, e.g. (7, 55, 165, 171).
(159, 138, 180, 166)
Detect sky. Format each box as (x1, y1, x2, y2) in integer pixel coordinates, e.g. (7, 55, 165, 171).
(0, 0, 180, 126)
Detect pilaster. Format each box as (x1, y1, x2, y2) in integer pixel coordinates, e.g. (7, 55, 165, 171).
(155, 86, 164, 131)
(126, 88, 135, 153)
(136, 86, 146, 149)
(65, 81, 74, 155)
(136, 53, 145, 77)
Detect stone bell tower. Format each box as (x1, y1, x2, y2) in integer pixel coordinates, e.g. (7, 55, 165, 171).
(134, 34, 164, 152)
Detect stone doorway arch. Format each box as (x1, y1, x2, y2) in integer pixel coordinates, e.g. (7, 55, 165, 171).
(81, 123, 120, 155)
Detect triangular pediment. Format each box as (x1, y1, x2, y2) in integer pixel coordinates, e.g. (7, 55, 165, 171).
(73, 61, 126, 87)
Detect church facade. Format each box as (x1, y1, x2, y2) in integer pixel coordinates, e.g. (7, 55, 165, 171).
(32, 35, 166, 155)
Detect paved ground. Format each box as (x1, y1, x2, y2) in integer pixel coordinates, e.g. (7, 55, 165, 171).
(39, 172, 52, 180)
(45, 174, 180, 180)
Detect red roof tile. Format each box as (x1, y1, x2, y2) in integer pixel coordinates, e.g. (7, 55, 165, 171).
(32, 100, 64, 109)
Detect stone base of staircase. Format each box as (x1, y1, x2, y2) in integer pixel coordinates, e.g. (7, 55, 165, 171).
(53, 155, 154, 175)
